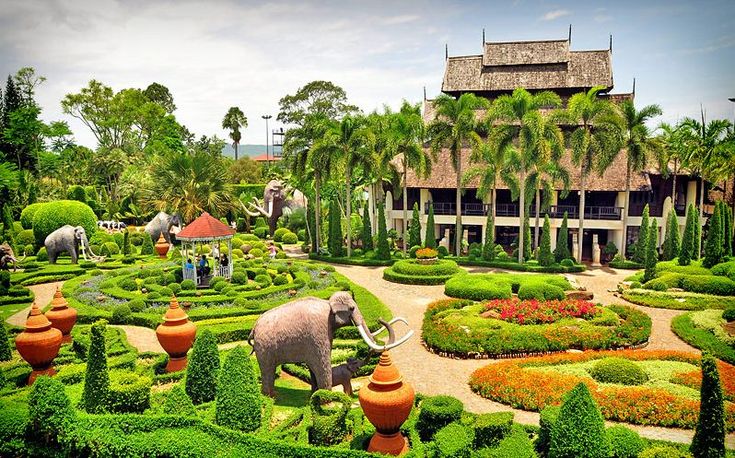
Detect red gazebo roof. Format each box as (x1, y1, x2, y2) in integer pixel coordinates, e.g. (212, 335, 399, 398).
(176, 212, 236, 241)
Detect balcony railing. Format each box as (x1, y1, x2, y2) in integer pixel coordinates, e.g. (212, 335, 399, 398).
(423, 202, 622, 220)
(425, 202, 490, 216)
(547, 205, 623, 220)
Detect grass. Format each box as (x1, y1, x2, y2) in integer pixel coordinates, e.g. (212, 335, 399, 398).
(623, 289, 735, 310)
(672, 312, 735, 364)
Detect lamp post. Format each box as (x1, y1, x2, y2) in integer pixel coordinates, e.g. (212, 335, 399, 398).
(262, 115, 272, 168)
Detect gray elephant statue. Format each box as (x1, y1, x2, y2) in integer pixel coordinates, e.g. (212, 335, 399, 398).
(248, 291, 412, 397)
(45, 225, 104, 264)
(144, 212, 182, 245)
(243, 179, 307, 235)
(1, 242, 23, 271)
(318, 357, 368, 396)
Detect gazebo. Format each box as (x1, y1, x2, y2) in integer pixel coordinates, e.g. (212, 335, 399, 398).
(176, 212, 236, 286)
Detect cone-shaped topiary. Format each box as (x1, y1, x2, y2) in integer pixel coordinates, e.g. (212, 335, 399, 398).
(549, 382, 610, 458)
(82, 320, 110, 413)
(328, 197, 344, 257)
(644, 219, 659, 283)
(164, 384, 197, 417)
(29, 375, 76, 445)
(703, 201, 724, 268)
(215, 346, 261, 432)
(122, 229, 131, 256)
(679, 204, 697, 266)
(634, 204, 650, 264)
(425, 202, 436, 249)
(376, 201, 390, 260)
(694, 209, 702, 259)
(409, 202, 422, 249)
(185, 329, 220, 405)
(361, 201, 373, 251)
(0, 323, 11, 361)
(538, 215, 554, 266)
(724, 202, 733, 257)
(141, 233, 154, 255)
(483, 210, 495, 261)
(662, 209, 681, 261)
(691, 353, 726, 458)
(554, 212, 570, 262)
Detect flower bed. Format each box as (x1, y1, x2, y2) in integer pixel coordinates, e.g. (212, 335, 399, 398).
(622, 289, 735, 311)
(422, 299, 650, 358)
(469, 350, 735, 429)
(485, 298, 600, 325)
(671, 310, 735, 365)
(382, 259, 461, 285)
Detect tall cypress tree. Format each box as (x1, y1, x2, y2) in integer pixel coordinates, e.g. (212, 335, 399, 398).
(361, 201, 373, 251)
(376, 201, 390, 260)
(185, 329, 220, 404)
(694, 209, 702, 259)
(634, 204, 650, 264)
(644, 218, 658, 282)
(679, 204, 697, 266)
(721, 201, 732, 257)
(1, 77, 21, 165)
(328, 197, 344, 257)
(662, 209, 681, 261)
(482, 210, 495, 261)
(703, 202, 724, 268)
(408, 202, 422, 248)
(691, 353, 726, 458)
(554, 212, 570, 262)
(424, 202, 436, 249)
(538, 215, 554, 266)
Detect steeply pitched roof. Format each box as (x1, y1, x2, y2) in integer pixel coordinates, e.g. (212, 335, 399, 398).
(483, 39, 569, 66)
(177, 212, 235, 241)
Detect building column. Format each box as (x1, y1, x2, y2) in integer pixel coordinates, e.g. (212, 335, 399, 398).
(419, 189, 431, 240)
(550, 226, 558, 250)
(686, 180, 697, 208)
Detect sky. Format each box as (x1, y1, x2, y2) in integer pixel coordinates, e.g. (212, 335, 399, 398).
(0, 0, 734, 149)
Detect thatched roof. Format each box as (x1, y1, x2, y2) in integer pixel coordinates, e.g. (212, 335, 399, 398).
(443, 38, 613, 93)
(398, 148, 651, 192)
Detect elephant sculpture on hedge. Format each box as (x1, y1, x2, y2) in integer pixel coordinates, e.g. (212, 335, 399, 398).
(45, 225, 104, 264)
(0, 243, 23, 271)
(248, 291, 413, 397)
(144, 212, 182, 246)
(243, 179, 307, 235)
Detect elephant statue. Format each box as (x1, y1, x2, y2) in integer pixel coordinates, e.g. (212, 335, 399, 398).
(0, 243, 24, 271)
(144, 212, 182, 245)
(45, 225, 104, 264)
(319, 357, 368, 396)
(248, 291, 412, 397)
(243, 179, 307, 235)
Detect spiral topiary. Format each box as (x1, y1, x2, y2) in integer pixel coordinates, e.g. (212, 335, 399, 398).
(32, 200, 97, 247)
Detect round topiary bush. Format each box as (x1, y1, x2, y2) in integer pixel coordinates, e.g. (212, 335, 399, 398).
(146, 291, 162, 301)
(36, 247, 48, 262)
(297, 229, 306, 241)
(167, 282, 181, 294)
(254, 274, 272, 287)
(20, 202, 47, 229)
(606, 425, 644, 458)
(107, 371, 151, 413)
(100, 241, 120, 257)
(273, 274, 289, 286)
(560, 258, 575, 267)
(282, 231, 298, 244)
(127, 299, 146, 313)
(117, 277, 138, 291)
(111, 304, 131, 324)
(629, 281, 642, 289)
(250, 248, 264, 258)
(32, 200, 97, 247)
(273, 227, 289, 242)
(433, 422, 475, 458)
(517, 282, 565, 301)
(16, 229, 36, 248)
(417, 395, 464, 441)
(181, 279, 196, 291)
(253, 227, 268, 239)
(589, 358, 649, 386)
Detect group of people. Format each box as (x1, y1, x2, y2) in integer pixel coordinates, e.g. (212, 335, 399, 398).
(184, 252, 229, 281)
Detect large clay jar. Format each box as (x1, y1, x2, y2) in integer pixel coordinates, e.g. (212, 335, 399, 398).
(156, 296, 196, 372)
(358, 351, 415, 455)
(15, 302, 63, 385)
(154, 233, 169, 258)
(44, 286, 77, 343)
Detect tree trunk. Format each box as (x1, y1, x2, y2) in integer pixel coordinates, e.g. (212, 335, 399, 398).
(518, 171, 525, 264)
(671, 159, 678, 204)
(622, 161, 631, 260)
(578, 172, 586, 263)
(314, 178, 321, 252)
(699, 176, 705, 220)
(403, 165, 408, 254)
(346, 167, 352, 257)
(455, 151, 462, 257)
(490, 187, 495, 241)
(234, 142, 238, 161)
(534, 185, 541, 249)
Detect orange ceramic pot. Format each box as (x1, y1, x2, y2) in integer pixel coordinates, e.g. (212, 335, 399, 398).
(358, 351, 415, 456)
(156, 296, 196, 372)
(15, 302, 63, 385)
(155, 233, 169, 258)
(44, 286, 77, 343)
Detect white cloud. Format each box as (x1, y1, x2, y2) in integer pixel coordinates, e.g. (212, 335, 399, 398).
(541, 9, 570, 21)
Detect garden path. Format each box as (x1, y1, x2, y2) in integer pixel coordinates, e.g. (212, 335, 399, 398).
(333, 264, 733, 448)
(5, 281, 64, 327)
(111, 325, 164, 353)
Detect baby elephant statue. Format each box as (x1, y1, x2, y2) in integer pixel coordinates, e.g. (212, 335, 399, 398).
(318, 357, 368, 396)
(249, 291, 412, 397)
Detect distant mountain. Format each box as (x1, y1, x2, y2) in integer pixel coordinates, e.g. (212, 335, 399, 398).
(220, 144, 282, 159)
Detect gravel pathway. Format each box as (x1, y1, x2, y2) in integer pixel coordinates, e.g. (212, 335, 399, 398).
(6, 281, 65, 327)
(333, 263, 732, 448)
(111, 325, 164, 353)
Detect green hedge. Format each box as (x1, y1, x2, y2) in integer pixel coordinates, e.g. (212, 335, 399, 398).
(671, 312, 735, 364)
(623, 289, 735, 311)
(449, 256, 585, 273)
(107, 371, 151, 413)
(382, 268, 458, 285)
(589, 358, 649, 386)
(308, 253, 395, 266)
(31, 200, 97, 247)
(417, 395, 464, 442)
(20, 202, 47, 229)
(444, 272, 570, 301)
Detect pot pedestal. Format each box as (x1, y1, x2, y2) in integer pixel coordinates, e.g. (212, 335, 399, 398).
(28, 366, 57, 385)
(368, 431, 409, 456)
(166, 355, 188, 373)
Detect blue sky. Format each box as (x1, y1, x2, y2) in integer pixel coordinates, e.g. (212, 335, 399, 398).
(0, 0, 733, 148)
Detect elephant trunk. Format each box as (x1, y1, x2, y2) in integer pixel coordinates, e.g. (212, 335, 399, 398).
(81, 234, 104, 261)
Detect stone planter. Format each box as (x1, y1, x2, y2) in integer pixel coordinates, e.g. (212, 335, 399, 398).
(15, 302, 63, 385)
(358, 351, 415, 455)
(156, 296, 196, 372)
(154, 233, 169, 258)
(416, 257, 438, 265)
(44, 286, 77, 343)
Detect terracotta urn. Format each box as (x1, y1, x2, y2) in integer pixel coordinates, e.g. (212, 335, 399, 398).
(155, 233, 169, 258)
(44, 286, 77, 343)
(15, 302, 63, 385)
(358, 351, 415, 455)
(155, 296, 196, 372)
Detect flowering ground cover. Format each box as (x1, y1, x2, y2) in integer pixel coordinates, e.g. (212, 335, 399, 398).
(469, 350, 735, 430)
(484, 298, 600, 325)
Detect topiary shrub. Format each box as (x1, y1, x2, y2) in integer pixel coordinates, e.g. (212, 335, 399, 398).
(20, 202, 46, 229)
(639, 446, 691, 458)
(111, 304, 131, 324)
(100, 241, 120, 257)
(537, 405, 560, 454)
(681, 275, 735, 296)
(282, 231, 298, 244)
(0, 324, 12, 361)
(549, 383, 610, 458)
(517, 283, 564, 301)
(231, 271, 247, 285)
(167, 282, 181, 295)
(253, 227, 269, 239)
(32, 200, 97, 248)
(185, 329, 220, 404)
(433, 422, 474, 458)
(215, 346, 261, 432)
(36, 246, 48, 262)
(163, 384, 197, 417)
(723, 307, 735, 322)
(273, 274, 289, 286)
(589, 358, 648, 386)
(273, 227, 289, 242)
(607, 425, 644, 458)
(474, 411, 513, 448)
(28, 375, 76, 445)
(127, 299, 146, 313)
(107, 371, 151, 413)
(417, 395, 464, 441)
(691, 353, 726, 458)
(629, 281, 642, 289)
(254, 274, 272, 287)
(81, 320, 110, 413)
(16, 228, 35, 249)
(140, 234, 154, 255)
(308, 389, 351, 446)
(181, 279, 196, 291)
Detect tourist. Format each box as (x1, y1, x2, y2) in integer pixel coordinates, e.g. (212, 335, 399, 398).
(220, 253, 228, 267)
(268, 242, 277, 260)
(185, 258, 194, 271)
(198, 254, 210, 276)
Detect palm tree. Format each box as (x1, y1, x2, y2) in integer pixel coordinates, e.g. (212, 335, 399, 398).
(657, 122, 687, 204)
(567, 86, 624, 262)
(302, 116, 338, 253)
(366, 109, 400, 238)
(222, 107, 248, 161)
(390, 101, 431, 254)
(428, 93, 488, 256)
(616, 100, 662, 257)
(491, 88, 562, 263)
(529, 159, 571, 248)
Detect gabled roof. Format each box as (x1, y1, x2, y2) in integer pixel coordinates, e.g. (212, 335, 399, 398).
(176, 212, 235, 241)
(483, 39, 569, 66)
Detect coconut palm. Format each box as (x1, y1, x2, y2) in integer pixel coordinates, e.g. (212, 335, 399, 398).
(567, 86, 624, 261)
(491, 88, 562, 263)
(529, 159, 571, 248)
(657, 122, 687, 204)
(428, 93, 488, 256)
(222, 107, 248, 160)
(366, 109, 400, 239)
(390, 101, 431, 253)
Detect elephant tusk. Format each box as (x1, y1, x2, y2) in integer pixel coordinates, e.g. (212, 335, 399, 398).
(379, 318, 396, 345)
(370, 317, 408, 338)
(357, 322, 413, 352)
